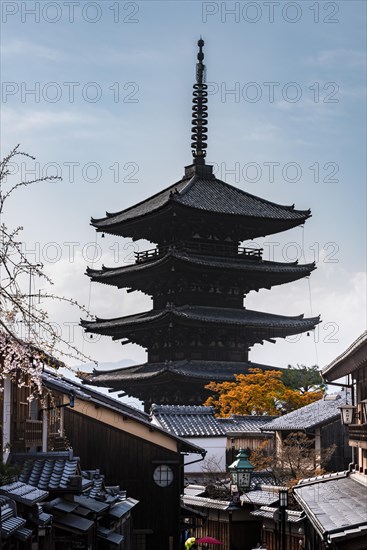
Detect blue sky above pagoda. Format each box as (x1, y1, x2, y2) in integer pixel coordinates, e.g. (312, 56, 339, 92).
(1, 1, 366, 377)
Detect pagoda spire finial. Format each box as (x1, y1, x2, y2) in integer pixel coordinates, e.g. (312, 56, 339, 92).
(191, 38, 208, 165)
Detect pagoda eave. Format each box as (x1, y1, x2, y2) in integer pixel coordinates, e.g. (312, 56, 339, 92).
(86, 254, 316, 293)
(78, 359, 283, 410)
(80, 307, 320, 347)
(80, 359, 280, 385)
(91, 203, 309, 242)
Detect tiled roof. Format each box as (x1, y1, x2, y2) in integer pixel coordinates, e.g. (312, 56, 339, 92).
(87, 251, 315, 284)
(108, 498, 139, 519)
(218, 415, 277, 434)
(0, 506, 26, 539)
(175, 177, 309, 219)
(52, 512, 94, 533)
(322, 331, 367, 381)
(82, 359, 279, 384)
(0, 496, 33, 541)
(250, 473, 278, 487)
(81, 305, 320, 335)
(43, 497, 79, 514)
(251, 506, 304, 523)
(151, 405, 277, 438)
(92, 172, 310, 228)
(15, 454, 80, 492)
(42, 371, 91, 401)
(184, 485, 206, 497)
(151, 405, 225, 437)
(13, 525, 33, 542)
(0, 496, 27, 538)
(92, 176, 190, 227)
(182, 494, 233, 511)
(261, 394, 346, 431)
(241, 489, 280, 506)
(73, 495, 109, 514)
(0, 482, 49, 505)
(293, 472, 367, 543)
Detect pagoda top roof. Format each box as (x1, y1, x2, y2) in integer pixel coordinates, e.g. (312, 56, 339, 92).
(81, 305, 320, 332)
(91, 170, 311, 230)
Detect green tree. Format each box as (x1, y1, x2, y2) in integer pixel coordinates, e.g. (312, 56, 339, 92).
(281, 364, 326, 394)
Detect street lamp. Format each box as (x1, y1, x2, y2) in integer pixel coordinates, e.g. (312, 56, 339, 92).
(228, 448, 254, 493)
(279, 490, 288, 550)
(338, 404, 356, 425)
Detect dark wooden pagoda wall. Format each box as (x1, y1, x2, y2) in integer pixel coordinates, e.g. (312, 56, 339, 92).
(64, 408, 183, 550)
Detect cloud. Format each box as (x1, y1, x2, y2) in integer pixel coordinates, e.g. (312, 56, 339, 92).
(305, 49, 366, 69)
(2, 106, 129, 145)
(91, 47, 164, 68)
(2, 40, 65, 62)
(246, 261, 366, 370)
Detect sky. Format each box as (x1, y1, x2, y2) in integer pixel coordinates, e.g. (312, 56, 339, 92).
(1, 0, 366, 401)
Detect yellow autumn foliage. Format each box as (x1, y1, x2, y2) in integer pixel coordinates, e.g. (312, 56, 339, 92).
(205, 368, 323, 417)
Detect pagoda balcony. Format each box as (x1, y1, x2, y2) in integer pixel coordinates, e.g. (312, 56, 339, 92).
(135, 242, 263, 264)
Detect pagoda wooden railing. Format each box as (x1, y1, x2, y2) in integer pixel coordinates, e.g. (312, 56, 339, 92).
(348, 424, 367, 448)
(135, 243, 263, 263)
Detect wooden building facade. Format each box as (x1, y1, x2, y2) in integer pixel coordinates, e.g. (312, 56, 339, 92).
(292, 332, 367, 550)
(44, 375, 207, 550)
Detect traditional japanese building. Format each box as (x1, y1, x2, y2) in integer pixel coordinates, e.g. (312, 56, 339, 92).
(81, 40, 320, 410)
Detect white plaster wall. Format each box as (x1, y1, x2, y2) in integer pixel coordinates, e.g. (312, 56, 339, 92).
(184, 436, 226, 474)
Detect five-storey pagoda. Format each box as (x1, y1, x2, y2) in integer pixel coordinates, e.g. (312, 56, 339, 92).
(81, 40, 319, 411)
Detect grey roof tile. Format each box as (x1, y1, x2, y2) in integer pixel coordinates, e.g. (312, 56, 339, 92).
(241, 490, 280, 506)
(293, 473, 367, 540)
(184, 485, 206, 497)
(92, 173, 310, 228)
(0, 482, 49, 505)
(175, 177, 309, 220)
(261, 394, 346, 431)
(17, 457, 79, 492)
(251, 506, 304, 523)
(218, 415, 277, 433)
(182, 494, 232, 511)
(108, 498, 139, 518)
(151, 405, 225, 437)
(151, 406, 276, 438)
(0, 515, 26, 538)
(322, 330, 367, 381)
